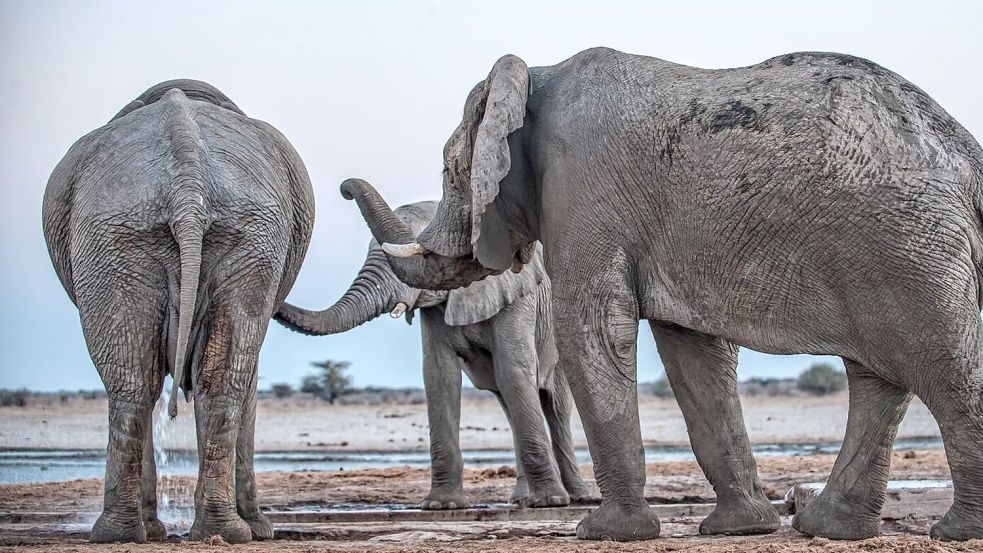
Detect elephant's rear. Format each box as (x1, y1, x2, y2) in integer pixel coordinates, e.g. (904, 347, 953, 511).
(42, 82, 313, 543)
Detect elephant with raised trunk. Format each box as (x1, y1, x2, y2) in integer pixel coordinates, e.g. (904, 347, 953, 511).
(350, 48, 983, 542)
(43, 80, 314, 543)
(275, 180, 591, 508)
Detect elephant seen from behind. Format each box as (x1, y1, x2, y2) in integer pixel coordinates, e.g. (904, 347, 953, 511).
(43, 80, 315, 543)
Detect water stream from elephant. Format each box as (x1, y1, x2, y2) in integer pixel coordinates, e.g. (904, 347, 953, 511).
(152, 380, 195, 527)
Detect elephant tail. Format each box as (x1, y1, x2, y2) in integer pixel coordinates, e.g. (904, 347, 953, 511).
(163, 88, 209, 419)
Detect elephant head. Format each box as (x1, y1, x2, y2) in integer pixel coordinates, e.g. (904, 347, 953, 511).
(275, 191, 547, 334)
(355, 55, 538, 291)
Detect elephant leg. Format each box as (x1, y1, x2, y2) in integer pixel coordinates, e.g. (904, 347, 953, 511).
(650, 323, 778, 535)
(907, 327, 983, 541)
(140, 412, 167, 541)
(553, 275, 659, 540)
(539, 380, 592, 503)
(419, 315, 467, 510)
(493, 369, 568, 507)
(81, 277, 165, 543)
(189, 303, 264, 544)
(235, 365, 272, 540)
(792, 361, 911, 539)
(492, 393, 530, 504)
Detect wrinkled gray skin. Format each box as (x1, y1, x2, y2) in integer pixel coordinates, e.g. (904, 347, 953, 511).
(275, 188, 591, 508)
(352, 49, 983, 542)
(42, 80, 314, 543)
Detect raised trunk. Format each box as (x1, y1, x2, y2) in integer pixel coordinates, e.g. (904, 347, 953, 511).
(274, 246, 400, 335)
(340, 178, 497, 290)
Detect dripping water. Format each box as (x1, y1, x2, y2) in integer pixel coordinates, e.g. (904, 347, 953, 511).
(153, 377, 195, 528)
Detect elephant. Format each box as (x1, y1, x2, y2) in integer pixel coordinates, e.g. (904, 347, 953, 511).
(342, 48, 983, 542)
(42, 80, 315, 543)
(274, 183, 592, 508)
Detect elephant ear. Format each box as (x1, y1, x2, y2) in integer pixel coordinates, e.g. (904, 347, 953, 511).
(444, 242, 545, 326)
(470, 55, 530, 272)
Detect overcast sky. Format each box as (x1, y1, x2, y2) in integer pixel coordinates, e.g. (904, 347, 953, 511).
(1, 0, 981, 392)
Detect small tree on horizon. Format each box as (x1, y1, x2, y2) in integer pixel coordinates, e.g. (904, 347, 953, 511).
(305, 359, 353, 404)
(271, 383, 294, 399)
(797, 363, 847, 396)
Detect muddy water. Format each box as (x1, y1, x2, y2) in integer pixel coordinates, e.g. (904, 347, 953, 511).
(0, 436, 942, 485)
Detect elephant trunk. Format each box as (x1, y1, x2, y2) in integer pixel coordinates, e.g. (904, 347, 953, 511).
(275, 246, 403, 335)
(339, 178, 495, 290)
(341, 178, 416, 246)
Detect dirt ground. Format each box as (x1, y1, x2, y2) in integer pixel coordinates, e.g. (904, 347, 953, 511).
(0, 449, 967, 552)
(0, 395, 965, 551)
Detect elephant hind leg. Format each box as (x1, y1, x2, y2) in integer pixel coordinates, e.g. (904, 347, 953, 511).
(235, 363, 273, 540)
(77, 279, 167, 543)
(650, 323, 778, 536)
(539, 381, 592, 502)
(792, 361, 911, 540)
(188, 300, 267, 544)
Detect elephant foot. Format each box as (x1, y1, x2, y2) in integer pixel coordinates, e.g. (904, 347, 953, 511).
(142, 515, 168, 542)
(792, 491, 880, 540)
(567, 486, 596, 505)
(699, 495, 779, 535)
(190, 515, 252, 544)
(242, 511, 274, 540)
(510, 475, 529, 504)
(576, 501, 660, 541)
(90, 512, 147, 543)
(518, 478, 569, 508)
(421, 489, 469, 510)
(930, 506, 983, 541)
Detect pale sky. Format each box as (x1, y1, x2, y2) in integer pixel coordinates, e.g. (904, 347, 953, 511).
(1, 0, 981, 391)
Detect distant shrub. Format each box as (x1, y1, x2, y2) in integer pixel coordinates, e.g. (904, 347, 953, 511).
(271, 383, 294, 399)
(639, 375, 674, 398)
(740, 377, 798, 397)
(0, 389, 29, 407)
(797, 363, 847, 395)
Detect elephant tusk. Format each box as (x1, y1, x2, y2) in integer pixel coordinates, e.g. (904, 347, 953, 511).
(382, 242, 428, 258)
(390, 303, 408, 318)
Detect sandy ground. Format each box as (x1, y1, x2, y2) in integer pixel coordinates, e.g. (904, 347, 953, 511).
(0, 392, 941, 451)
(0, 394, 965, 551)
(0, 450, 970, 552)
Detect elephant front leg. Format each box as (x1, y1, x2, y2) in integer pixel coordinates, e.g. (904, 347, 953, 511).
(650, 323, 778, 535)
(493, 387, 568, 508)
(492, 393, 530, 504)
(140, 419, 167, 541)
(553, 279, 659, 541)
(792, 361, 911, 539)
(540, 378, 593, 503)
(420, 320, 468, 510)
(235, 369, 273, 540)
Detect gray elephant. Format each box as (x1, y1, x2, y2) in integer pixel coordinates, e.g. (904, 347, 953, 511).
(42, 80, 314, 543)
(275, 181, 591, 508)
(342, 49, 983, 542)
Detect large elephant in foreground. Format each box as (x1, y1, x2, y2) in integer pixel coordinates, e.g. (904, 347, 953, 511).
(275, 183, 591, 508)
(347, 49, 983, 542)
(43, 80, 315, 543)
